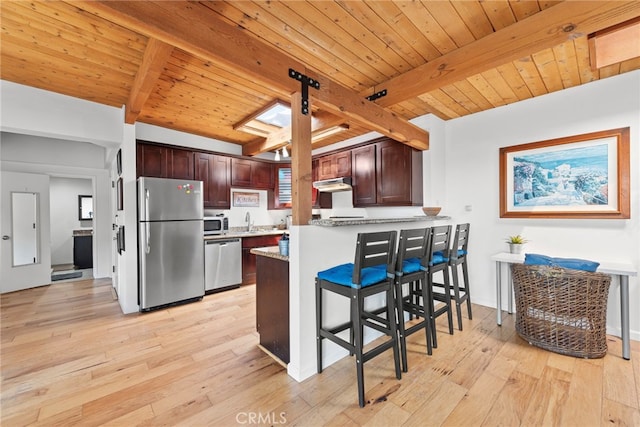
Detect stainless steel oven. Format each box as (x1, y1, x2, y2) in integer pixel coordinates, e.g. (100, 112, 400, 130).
(204, 216, 228, 235)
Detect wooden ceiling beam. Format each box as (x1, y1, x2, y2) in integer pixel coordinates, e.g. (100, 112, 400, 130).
(125, 38, 173, 124)
(78, 0, 429, 150)
(365, 1, 640, 107)
(242, 111, 345, 156)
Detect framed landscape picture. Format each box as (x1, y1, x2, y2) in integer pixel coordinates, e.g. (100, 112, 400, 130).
(499, 127, 630, 219)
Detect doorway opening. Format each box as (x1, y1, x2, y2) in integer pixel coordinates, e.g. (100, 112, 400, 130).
(49, 176, 95, 282)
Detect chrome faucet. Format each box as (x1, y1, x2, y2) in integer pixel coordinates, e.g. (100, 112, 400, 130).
(245, 211, 252, 232)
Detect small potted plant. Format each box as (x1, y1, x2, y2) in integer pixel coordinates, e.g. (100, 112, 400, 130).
(506, 234, 528, 254)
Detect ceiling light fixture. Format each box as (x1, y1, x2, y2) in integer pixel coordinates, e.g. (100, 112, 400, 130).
(274, 149, 281, 161)
(282, 146, 289, 158)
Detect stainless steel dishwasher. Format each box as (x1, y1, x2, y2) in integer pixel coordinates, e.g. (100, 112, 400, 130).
(204, 238, 242, 292)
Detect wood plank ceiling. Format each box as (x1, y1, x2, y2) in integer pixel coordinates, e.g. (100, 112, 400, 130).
(2, 1, 639, 155)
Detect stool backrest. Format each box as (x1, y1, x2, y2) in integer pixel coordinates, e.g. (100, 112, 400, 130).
(430, 225, 452, 258)
(353, 231, 397, 284)
(396, 228, 431, 272)
(451, 223, 470, 259)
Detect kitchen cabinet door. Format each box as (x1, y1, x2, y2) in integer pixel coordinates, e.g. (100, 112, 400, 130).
(255, 255, 289, 363)
(168, 147, 194, 180)
(195, 153, 231, 208)
(231, 158, 274, 189)
(334, 151, 352, 177)
(351, 138, 423, 207)
(137, 143, 167, 178)
(316, 151, 351, 180)
(137, 142, 194, 179)
(73, 235, 92, 269)
(377, 139, 412, 205)
(352, 145, 377, 206)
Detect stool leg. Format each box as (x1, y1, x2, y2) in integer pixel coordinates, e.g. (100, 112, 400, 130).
(419, 277, 433, 355)
(394, 282, 408, 372)
(462, 259, 473, 320)
(352, 291, 365, 407)
(450, 262, 464, 331)
(427, 270, 438, 349)
(316, 280, 323, 374)
(443, 266, 454, 335)
(387, 286, 402, 380)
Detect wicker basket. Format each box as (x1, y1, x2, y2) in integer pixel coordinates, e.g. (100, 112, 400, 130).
(511, 264, 611, 358)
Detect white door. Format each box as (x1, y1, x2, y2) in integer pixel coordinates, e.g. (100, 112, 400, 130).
(1, 171, 52, 293)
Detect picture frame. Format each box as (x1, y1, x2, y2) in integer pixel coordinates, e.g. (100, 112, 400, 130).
(499, 127, 630, 219)
(117, 178, 123, 211)
(232, 191, 260, 207)
(116, 149, 122, 176)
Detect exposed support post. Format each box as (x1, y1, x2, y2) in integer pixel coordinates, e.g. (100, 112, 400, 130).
(290, 91, 313, 226)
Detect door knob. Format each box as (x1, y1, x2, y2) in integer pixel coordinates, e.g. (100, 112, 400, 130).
(2, 235, 10, 240)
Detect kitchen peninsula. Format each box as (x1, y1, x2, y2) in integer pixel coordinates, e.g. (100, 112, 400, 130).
(287, 214, 453, 381)
(309, 215, 450, 226)
(251, 246, 289, 365)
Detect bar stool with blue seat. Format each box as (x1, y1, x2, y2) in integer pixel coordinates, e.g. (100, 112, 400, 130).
(427, 225, 454, 348)
(448, 223, 472, 330)
(394, 228, 432, 372)
(315, 231, 401, 407)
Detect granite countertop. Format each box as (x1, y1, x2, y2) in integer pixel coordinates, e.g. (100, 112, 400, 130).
(309, 215, 450, 227)
(73, 229, 93, 236)
(204, 229, 287, 241)
(250, 246, 288, 262)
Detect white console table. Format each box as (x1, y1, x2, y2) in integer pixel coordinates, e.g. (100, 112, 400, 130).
(491, 252, 637, 360)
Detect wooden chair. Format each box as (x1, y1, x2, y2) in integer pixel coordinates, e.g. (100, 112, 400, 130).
(448, 223, 472, 330)
(394, 228, 433, 372)
(315, 231, 401, 407)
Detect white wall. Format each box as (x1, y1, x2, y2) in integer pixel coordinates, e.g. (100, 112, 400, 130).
(445, 70, 640, 341)
(0, 81, 123, 148)
(50, 177, 93, 265)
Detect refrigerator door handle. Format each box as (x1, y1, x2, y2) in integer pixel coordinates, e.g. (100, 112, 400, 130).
(145, 189, 151, 253)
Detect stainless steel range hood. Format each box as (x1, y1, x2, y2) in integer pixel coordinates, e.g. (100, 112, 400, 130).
(312, 177, 352, 192)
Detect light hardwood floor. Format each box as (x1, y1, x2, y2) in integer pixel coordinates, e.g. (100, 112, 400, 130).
(1, 278, 639, 426)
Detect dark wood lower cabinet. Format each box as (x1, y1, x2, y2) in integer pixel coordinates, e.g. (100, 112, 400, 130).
(241, 235, 282, 285)
(255, 255, 289, 364)
(73, 235, 92, 269)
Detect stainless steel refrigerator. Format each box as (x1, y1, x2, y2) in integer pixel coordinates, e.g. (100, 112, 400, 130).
(138, 177, 204, 311)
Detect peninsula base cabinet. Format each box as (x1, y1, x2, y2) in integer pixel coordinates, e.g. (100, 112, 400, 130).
(255, 255, 289, 364)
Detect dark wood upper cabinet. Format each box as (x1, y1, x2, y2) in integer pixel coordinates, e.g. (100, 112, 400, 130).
(352, 138, 422, 207)
(137, 143, 166, 178)
(351, 144, 377, 206)
(137, 141, 194, 180)
(231, 158, 274, 189)
(195, 152, 231, 208)
(316, 151, 352, 180)
(377, 139, 413, 205)
(169, 147, 195, 179)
